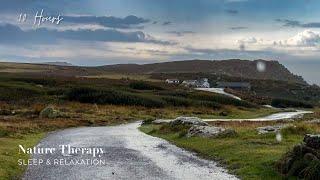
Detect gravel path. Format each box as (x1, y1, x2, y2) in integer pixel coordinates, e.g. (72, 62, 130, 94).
(23, 122, 237, 180)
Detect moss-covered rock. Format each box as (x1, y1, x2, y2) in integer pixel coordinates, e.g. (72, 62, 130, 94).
(39, 106, 63, 119)
(276, 134, 320, 179)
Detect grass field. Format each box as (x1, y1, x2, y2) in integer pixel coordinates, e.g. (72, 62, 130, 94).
(140, 109, 320, 180)
(0, 133, 44, 180)
(0, 72, 317, 179)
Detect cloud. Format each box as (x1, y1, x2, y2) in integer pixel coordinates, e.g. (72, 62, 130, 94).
(225, 9, 239, 14)
(182, 46, 281, 60)
(63, 15, 150, 29)
(167, 31, 195, 36)
(0, 23, 172, 45)
(229, 26, 248, 30)
(236, 37, 258, 50)
(276, 19, 320, 28)
(162, 21, 172, 26)
(277, 30, 320, 47)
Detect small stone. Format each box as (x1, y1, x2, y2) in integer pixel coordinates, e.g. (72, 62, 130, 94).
(256, 125, 289, 134)
(219, 111, 228, 116)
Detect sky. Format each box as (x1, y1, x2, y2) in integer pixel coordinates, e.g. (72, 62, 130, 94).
(0, 0, 319, 85)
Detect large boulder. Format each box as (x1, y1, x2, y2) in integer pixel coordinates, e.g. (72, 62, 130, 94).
(39, 106, 62, 119)
(169, 117, 209, 126)
(276, 134, 320, 178)
(187, 125, 236, 138)
(152, 119, 171, 124)
(304, 134, 320, 149)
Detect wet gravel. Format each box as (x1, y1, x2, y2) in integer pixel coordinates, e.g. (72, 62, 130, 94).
(23, 122, 237, 180)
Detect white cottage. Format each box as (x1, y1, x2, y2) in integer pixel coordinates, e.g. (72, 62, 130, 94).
(165, 79, 180, 84)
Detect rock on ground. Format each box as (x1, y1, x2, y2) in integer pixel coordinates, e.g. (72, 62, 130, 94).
(307, 119, 320, 124)
(304, 134, 320, 149)
(170, 117, 209, 126)
(39, 106, 63, 119)
(256, 125, 289, 134)
(276, 134, 320, 178)
(187, 125, 236, 138)
(152, 119, 171, 124)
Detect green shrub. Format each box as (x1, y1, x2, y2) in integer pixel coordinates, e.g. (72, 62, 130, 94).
(281, 125, 312, 136)
(272, 98, 313, 108)
(0, 128, 9, 137)
(129, 81, 163, 90)
(65, 87, 165, 108)
(190, 92, 255, 108)
(158, 90, 188, 97)
(303, 160, 320, 180)
(162, 96, 193, 107)
(162, 96, 221, 108)
(0, 85, 43, 101)
(12, 77, 57, 86)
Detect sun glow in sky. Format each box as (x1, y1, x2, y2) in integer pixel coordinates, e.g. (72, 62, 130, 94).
(0, 0, 319, 84)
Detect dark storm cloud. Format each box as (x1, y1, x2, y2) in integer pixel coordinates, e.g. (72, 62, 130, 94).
(276, 19, 320, 28)
(0, 24, 172, 45)
(63, 15, 150, 29)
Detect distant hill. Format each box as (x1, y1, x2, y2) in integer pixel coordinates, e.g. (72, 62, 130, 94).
(41, 62, 74, 66)
(100, 59, 306, 84)
(0, 60, 307, 84)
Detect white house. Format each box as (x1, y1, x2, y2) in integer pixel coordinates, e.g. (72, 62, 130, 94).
(182, 78, 210, 88)
(165, 79, 180, 84)
(196, 78, 210, 88)
(181, 80, 197, 87)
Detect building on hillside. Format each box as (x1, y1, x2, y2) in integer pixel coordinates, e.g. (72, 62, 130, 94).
(182, 78, 210, 88)
(181, 80, 197, 87)
(196, 78, 210, 88)
(165, 79, 180, 84)
(216, 82, 251, 90)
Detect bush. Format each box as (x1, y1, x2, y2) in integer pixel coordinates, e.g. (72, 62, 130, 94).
(162, 96, 221, 108)
(281, 125, 312, 136)
(190, 92, 255, 108)
(129, 81, 163, 90)
(157, 90, 188, 97)
(0, 128, 9, 137)
(65, 87, 165, 108)
(0, 85, 43, 101)
(272, 98, 313, 108)
(162, 96, 193, 107)
(12, 77, 57, 86)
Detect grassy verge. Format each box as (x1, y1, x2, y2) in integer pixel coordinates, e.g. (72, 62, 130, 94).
(0, 133, 45, 180)
(140, 110, 320, 179)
